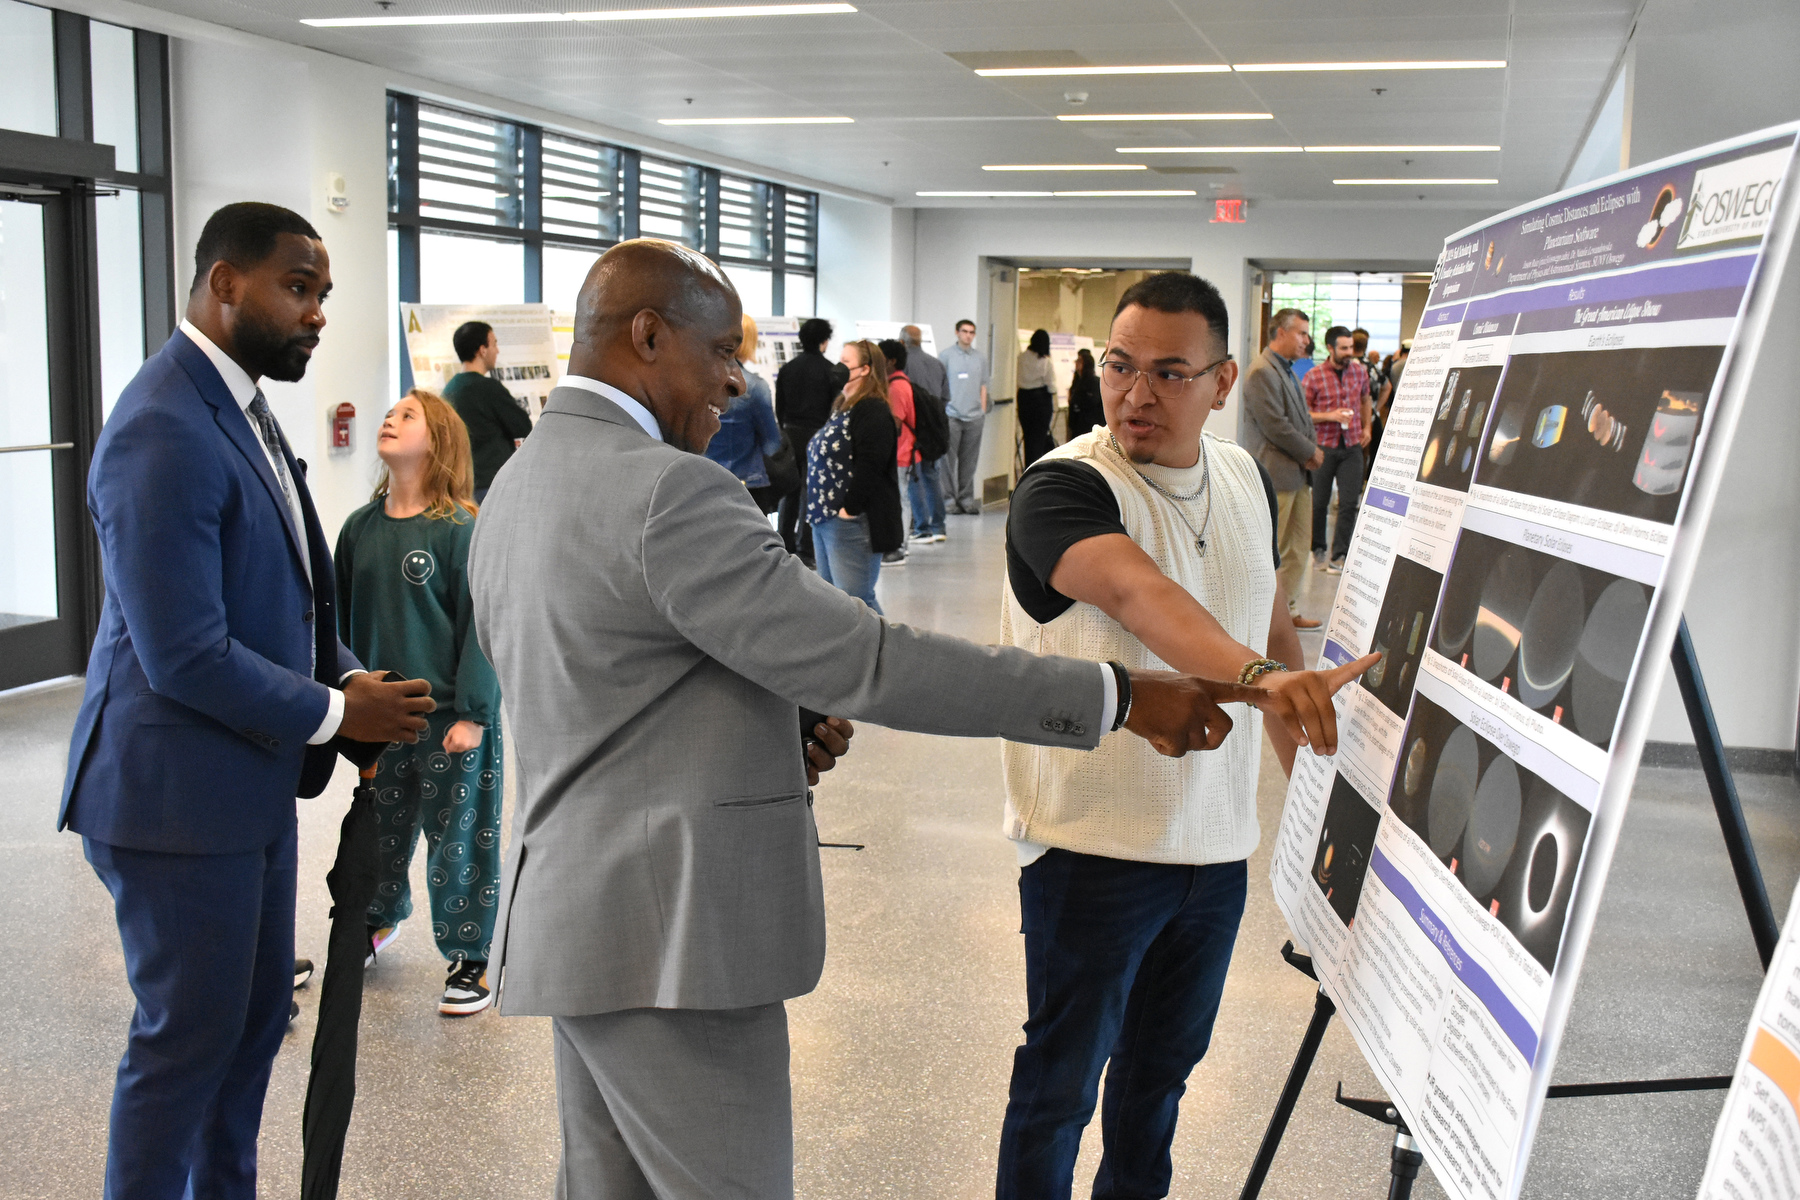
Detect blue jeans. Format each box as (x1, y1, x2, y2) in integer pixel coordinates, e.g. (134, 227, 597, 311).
(997, 851, 1248, 1200)
(812, 514, 883, 614)
(85, 826, 298, 1200)
(907, 459, 946, 537)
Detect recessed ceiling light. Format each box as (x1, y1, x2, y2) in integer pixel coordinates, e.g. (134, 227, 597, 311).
(982, 164, 1148, 171)
(1054, 189, 1196, 197)
(1305, 145, 1500, 153)
(1057, 113, 1273, 123)
(917, 191, 1056, 198)
(301, 3, 856, 27)
(1333, 178, 1498, 185)
(1233, 60, 1505, 72)
(659, 115, 854, 125)
(975, 64, 1229, 77)
(1116, 146, 1302, 154)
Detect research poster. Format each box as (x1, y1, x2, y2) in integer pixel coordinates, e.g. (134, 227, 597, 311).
(1268, 124, 1799, 1200)
(1699, 882, 1800, 1200)
(754, 315, 803, 379)
(1016, 329, 1096, 406)
(400, 303, 560, 418)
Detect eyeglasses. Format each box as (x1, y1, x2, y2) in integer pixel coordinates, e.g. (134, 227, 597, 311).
(1098, 355, 1230, 400)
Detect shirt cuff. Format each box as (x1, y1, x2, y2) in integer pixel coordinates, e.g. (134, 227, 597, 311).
(308, 685, 346, 745)
(1098, 662, 1117, 734)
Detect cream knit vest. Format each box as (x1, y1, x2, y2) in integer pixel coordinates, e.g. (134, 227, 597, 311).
(1001, 429, 1275, 865)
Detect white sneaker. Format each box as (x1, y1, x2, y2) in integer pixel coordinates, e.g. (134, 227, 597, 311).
(931, 533, 947, 543)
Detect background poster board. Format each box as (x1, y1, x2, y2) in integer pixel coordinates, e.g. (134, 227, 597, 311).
(1267, 124, 1799, 1200)
(1699, 881, 1800, 1199)
(854, 320, 937, 357)
(752, 315, 802, 380)
(400, 303, 559, 418)
(1017, 329, 1095, 406)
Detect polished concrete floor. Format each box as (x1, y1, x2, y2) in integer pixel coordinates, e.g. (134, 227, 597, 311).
(3, 509, 1795, 1199)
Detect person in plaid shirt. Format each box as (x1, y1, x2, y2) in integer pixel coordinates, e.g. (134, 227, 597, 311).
(1302, 325, 1371, 573)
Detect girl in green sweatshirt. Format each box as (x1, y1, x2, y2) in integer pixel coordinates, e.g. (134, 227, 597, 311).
(335, 387, 502, 1016)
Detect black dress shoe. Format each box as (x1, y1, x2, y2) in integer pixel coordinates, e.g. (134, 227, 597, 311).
(289, 1000, 300, 1023)
(293, 958, 314, 989)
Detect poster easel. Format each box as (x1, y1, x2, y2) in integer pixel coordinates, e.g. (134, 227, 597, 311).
(1240, 617, 1779, 1199)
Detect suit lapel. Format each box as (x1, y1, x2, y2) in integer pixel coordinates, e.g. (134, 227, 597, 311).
(169, 332, 311, 580)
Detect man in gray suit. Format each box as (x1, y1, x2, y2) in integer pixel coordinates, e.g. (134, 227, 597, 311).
(470, 240, 1332, 1200)
(1238, 307, 1324, 629)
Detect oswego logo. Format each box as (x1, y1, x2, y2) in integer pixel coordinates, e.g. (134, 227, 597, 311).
(1677, 147, 1791, 250)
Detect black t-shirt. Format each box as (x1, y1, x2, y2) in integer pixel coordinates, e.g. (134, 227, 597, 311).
(1006, 457, 1282, 625)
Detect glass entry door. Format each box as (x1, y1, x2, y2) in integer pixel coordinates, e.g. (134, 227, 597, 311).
(0, 191, 96, 690)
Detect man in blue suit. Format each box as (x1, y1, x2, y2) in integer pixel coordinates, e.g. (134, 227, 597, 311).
(61, 202, 436, 1199)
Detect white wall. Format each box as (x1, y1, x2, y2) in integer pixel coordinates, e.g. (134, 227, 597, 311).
(815, 193, 894, 348)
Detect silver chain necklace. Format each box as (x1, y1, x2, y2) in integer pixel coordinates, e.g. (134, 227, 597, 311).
(1108, 432, 1214, 556)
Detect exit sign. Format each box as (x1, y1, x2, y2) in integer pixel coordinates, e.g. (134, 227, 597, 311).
(1211, 199, 1246, 224)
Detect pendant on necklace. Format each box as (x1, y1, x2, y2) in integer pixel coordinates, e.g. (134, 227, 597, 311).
(1196, 537, 1208, 556)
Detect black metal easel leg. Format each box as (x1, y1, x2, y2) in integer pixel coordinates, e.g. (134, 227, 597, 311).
(1387, 1130, 1424, 1200)
(1240, 984, 1336, 1200)
(1669, 617, 1780, 968)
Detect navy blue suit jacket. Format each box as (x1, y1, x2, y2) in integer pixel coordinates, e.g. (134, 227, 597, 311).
(61, 330, 365, 854)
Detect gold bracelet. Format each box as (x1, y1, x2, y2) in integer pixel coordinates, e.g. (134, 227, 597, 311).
(1238, 657, 1290, 686)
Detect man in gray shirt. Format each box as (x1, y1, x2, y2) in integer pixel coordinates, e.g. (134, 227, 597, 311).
(901, 324, 948, 401)
(939, 319, 990, 514)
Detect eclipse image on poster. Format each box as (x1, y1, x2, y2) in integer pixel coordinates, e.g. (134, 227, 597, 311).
(1362, 555, 1446, 718)
(1431, 528, 1654, 748)
(1311, 776, 1383, 928)
(1415, 365, 1505, 492)
(1387, 694, 1593, 972)
(1472, 345, 1724, 523)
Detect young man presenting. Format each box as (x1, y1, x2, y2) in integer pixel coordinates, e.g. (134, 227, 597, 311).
(996, 273, 1374, 1200)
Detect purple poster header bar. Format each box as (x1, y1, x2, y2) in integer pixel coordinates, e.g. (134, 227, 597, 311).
(1365, 486, 1410, 517)
(1369, 847, 1540, 1065)
(1322, 638, 1355, 669)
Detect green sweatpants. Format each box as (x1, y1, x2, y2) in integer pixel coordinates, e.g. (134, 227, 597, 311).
(365, 711, 503, 963)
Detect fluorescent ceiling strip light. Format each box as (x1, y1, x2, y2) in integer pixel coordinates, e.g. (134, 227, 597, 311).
(301, 3, 856, 27)
(1233, 60, 1505, 72)
(1305, 144, 1500, 152)
(975, 64, 1228, 77)
(915, 190, 1196, 198)
(982, 164, 1147, 171)
(1058, 112, 1271, 122)
(1116, 145, 1301, 153)
(1333, 177, 1498, 185)
(659, 115, 853, 125)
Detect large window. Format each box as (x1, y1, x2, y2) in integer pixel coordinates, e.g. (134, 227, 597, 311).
(388, 92, 818, 315)
(1268, 271, 1404, 353)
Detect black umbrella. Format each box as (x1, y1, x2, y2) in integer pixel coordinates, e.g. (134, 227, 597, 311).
(300, 761, 381, 1200)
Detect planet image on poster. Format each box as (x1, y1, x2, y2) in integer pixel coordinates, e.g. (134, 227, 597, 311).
(1532, 405, 1567, 448)
(1488, 406, 1523, 466)
(1434, 554, 1484, 660)
(1428, 726, 1480, 860)
(1633, 389, 1703, 496)
(1460, 443, 1474, 473)
(1497, 777, 1592, 972)
(1572, 578, 1650, 745)
(1419, 437, 1442, 479)
(1404, 736, 1430, 797)
(1473, 548, 1533, 682)
(1463, 758, 1522, 897)
(1517, 561, 1585, 708)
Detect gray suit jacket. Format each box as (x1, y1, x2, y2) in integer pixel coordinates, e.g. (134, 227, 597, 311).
(470, 384, 1106, 1017)
(1237, 347, 1318, 492)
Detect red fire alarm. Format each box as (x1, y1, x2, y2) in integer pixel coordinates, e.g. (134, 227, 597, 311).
(331, 402, 356, 450)
(1211, 199, 1246, 224)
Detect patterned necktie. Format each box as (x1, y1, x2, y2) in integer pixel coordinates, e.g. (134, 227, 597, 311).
(247, 388, 297, 514)
(247, 389, 315, 673)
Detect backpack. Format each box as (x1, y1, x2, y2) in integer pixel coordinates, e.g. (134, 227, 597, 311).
(908, 378, 951, 463)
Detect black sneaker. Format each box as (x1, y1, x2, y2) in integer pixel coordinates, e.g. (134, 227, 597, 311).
(882, 550, 907, 566)
(440, 960, 492, 1016)
(293, 958, 314, 989)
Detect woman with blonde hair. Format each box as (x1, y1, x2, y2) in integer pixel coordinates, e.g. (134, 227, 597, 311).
(804, 339, 903, 611)
(333, 387, 505, 1016)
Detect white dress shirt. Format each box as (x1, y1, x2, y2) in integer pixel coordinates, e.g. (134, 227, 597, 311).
(180, 320, 348, 744)
(550, 369, 1116, 792)
(557, 373, 664, 441)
